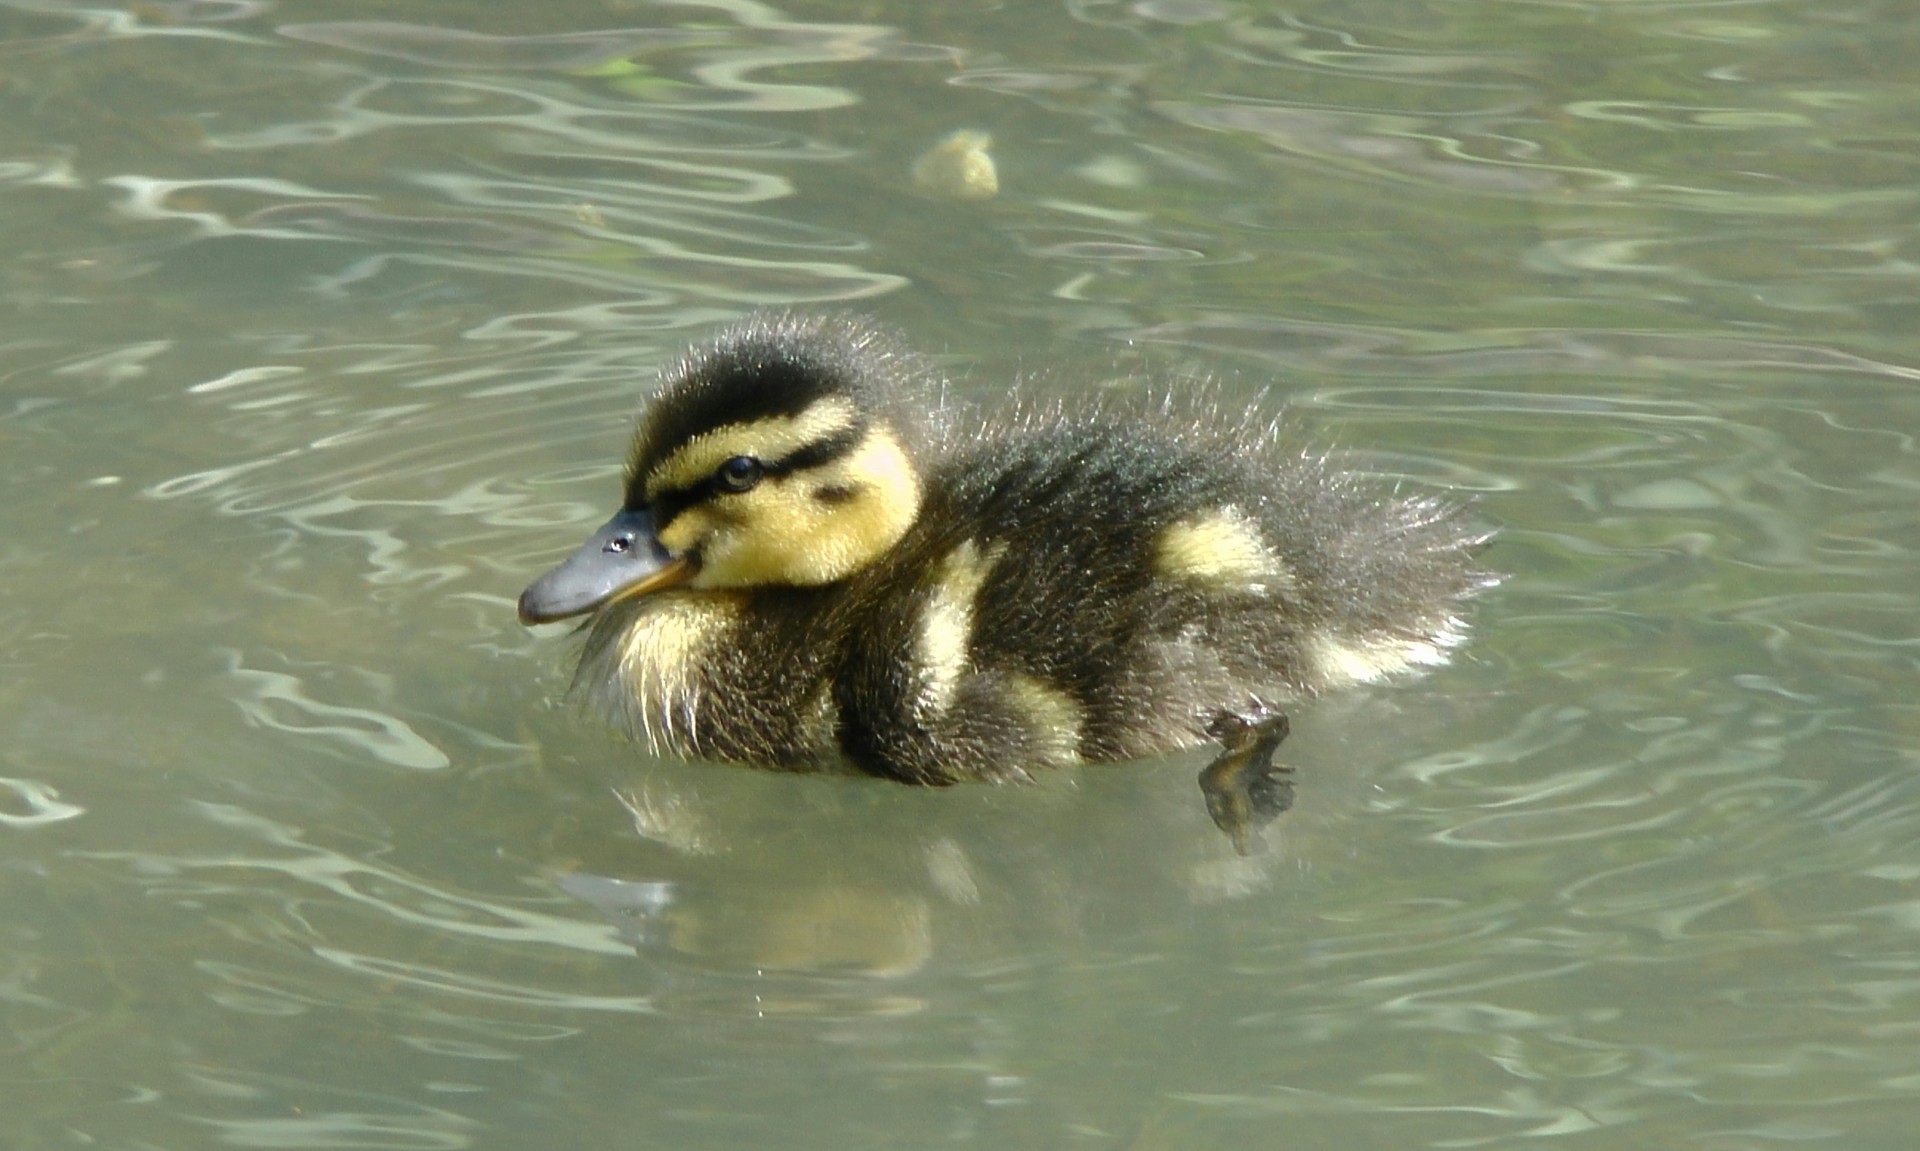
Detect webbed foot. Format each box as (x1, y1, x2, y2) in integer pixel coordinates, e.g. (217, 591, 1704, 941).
(1198, 711, 1294, 856)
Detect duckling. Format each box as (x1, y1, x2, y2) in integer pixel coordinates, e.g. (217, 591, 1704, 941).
(519, 312, 1494, 853)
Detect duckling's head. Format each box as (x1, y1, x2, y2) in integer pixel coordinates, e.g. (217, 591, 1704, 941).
(518, 313, 940, 624)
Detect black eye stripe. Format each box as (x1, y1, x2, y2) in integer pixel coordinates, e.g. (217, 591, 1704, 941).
(649, 422, 870, 527)
(771, 423, 865, 472)
(648, 491, 690, 531)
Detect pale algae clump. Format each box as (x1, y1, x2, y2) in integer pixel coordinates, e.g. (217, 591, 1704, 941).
(912, 129, 1000, 200)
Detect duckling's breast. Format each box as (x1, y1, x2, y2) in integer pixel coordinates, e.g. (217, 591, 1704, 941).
(579, 588, 841, 769)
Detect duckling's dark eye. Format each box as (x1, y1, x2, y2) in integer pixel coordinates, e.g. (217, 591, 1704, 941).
(714, 455, 763, 493)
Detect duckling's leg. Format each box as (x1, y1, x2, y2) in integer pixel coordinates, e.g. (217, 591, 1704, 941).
(1198, 710, 1294, 855)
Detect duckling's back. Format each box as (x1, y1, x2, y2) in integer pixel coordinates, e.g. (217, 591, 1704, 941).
(828, 397, 1492, 784)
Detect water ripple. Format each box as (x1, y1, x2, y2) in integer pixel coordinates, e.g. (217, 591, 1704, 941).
(277, 22, 707, 71)
(4, 0, 1920, 1145)
(309, 949, 653, 1014)
(218, 650, 451, 770)
(78, 801, 629, 956)
(0, 775, 84, 827)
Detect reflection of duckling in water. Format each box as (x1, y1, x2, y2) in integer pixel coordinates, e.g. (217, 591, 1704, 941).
(519, 313, 1495, 852)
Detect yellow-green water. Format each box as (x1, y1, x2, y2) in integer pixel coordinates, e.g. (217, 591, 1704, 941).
(4, 1, 1918, 1147)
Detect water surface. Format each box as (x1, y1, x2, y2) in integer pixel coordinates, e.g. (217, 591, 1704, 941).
(4, 1, 1919, 1147)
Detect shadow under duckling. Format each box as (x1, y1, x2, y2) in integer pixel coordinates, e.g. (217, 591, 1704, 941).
(519, 312, 1496, 853)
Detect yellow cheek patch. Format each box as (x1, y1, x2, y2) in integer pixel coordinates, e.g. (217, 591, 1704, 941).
(657, 506, 716, 558)
(688, 429, 922, 589)
(644, 397, 859, 499)
(1155, 506, 1295, 595)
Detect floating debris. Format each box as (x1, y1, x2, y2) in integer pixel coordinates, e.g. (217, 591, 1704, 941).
(911, 128, 1000, 200)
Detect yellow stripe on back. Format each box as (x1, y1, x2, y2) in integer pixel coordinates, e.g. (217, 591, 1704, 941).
(914, 541, 1000, 717)
(1003, 672, 1083, 766)
(1155, 505, 1296, 595)
(1309, 618, 1466, 687)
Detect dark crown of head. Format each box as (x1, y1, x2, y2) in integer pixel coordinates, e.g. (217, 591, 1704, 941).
(634, 317, 887, 469)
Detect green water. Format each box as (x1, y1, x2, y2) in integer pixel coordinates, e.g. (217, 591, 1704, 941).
(4, 1, 1918, 1147)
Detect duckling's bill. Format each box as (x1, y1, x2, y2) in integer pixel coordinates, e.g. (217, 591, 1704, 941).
(518, 507, 694, 624)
